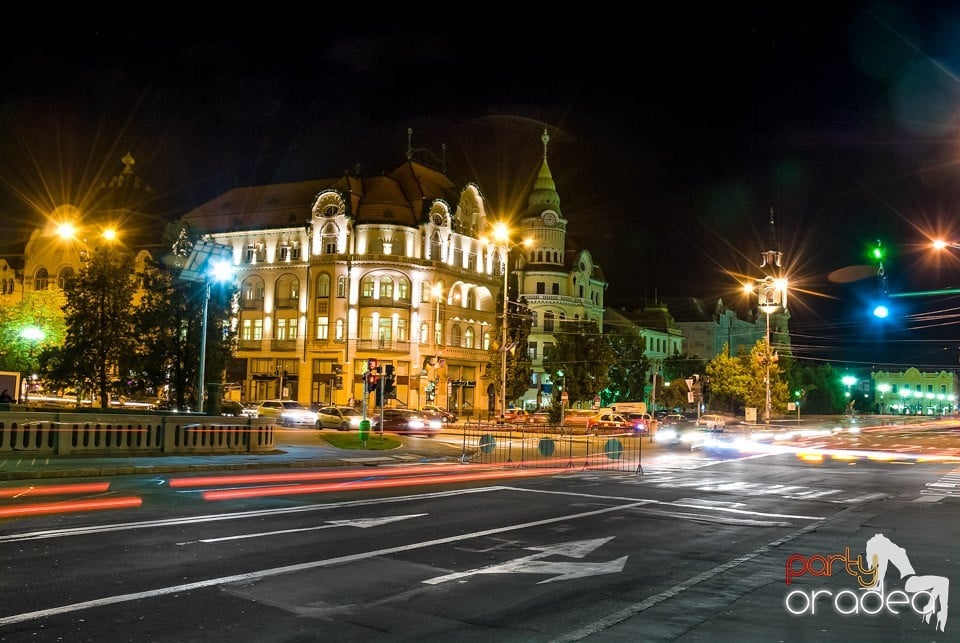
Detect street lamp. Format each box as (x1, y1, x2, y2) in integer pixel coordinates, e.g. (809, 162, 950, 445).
(744, 276, 788, 423)
(178, 240, 234, 414)
(492, 222, 510, 424)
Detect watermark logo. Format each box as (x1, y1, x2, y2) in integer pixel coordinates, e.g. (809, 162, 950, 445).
(783, 533, 949, 632)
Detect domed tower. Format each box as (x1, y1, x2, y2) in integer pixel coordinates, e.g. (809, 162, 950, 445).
(515, 129, 607, 410)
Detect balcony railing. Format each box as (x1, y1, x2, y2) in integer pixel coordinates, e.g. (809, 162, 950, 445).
(240, 298, 264, 310)
(356, 338, 410, 353)
(271, 339, 298, 352)
(274, 297, 297, 309)
(238, 339, 262, 351)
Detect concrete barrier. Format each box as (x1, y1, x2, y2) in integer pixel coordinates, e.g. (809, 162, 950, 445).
(0, 412, 276, 456)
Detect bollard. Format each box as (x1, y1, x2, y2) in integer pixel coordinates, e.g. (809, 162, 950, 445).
(359, 418, 370, 443)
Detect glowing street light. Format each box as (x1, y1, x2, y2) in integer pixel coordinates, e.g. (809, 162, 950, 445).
(744, 275, 788, 423)
(492, 222, 510, 424)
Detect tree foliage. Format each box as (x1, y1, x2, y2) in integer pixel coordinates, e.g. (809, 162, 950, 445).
(603, 328, 650, 403)
(0, 290, 66, 376)
(542, 319, 616, 407)
(51, 244, 137, 407)
(492, 270, 534, 407)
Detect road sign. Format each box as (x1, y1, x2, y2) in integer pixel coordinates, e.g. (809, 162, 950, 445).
(561, 391, 569, 403)
(685, 378, 694, 391)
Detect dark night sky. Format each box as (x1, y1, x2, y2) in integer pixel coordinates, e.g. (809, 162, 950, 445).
(5, 7, 960, 370)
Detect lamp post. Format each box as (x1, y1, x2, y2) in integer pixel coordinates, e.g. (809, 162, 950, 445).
(744, 276, 788, 423)
(19, 326, 45, 403)
(492, 222, 510, 424)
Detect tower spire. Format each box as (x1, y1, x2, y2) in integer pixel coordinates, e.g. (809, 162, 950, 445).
(760, 206, 782, 269)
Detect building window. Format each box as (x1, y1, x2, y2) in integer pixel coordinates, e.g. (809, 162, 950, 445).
(552, 283, 559, 295)
(275, 275, 299, 308)
(451, 325, 462, 347)
(35, 267, 49, 291)
(543, 342, 554, 358)
(398, 277, 410, 301)
(378, 317, 392, 342)
(544, 312, 555, 332)
(536, 282, 545, 294)
(360, 316, 373, 340)
(531, 311, 538, 328)
(241, 278, 265, 308)
(276, 317, 297, 340)
(464, 327, 475, 349)
(316, 316, 329, 340)
(242, 318, 263, 340)
(362, 276, 375, 298)
(335, 318, 345, 342)
(396, 318, 407, 341)
(420, 322, 429, 344)
(380, 276, 394, 300)
(483, 331, 491, 351)
(466, 290, 476, 309)
(528, 342, 538, 360)
(421, 282, 432, 303)
(317, 273, 330, 298)
(337, 275, 347, 298)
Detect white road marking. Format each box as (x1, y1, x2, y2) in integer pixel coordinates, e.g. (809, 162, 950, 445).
(177, 513, 427, 544)
(0, 499, 654, 626)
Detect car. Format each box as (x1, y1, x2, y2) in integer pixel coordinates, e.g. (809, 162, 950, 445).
(420, 405, 458, 423)
(256, 400, 320, 428)
(586, 412, 644, 433)
(219, 400, 244, 416)
(624, 412, 653, 433)
(240, 402, 260, 418)
(502, 408, 536, 423)
(696, 413, 726, 431)
(316, 405, 363, 430)
(371, 408, 441, 436)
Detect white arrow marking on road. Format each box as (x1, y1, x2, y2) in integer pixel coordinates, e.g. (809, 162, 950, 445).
(423, 536, 627, 585)
(178, 513, 427, 545)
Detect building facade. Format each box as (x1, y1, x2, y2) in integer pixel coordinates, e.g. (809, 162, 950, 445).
(871, 367, 957, 415)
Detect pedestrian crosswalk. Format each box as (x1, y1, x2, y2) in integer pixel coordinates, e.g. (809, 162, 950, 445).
(919, 466, 960, 498)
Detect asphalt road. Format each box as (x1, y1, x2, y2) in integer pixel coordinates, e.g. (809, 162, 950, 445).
(0, 423, 957, 642)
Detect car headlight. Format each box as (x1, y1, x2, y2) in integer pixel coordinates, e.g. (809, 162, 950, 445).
(654, 429, 677, 442)
(349, 417, 361, 427)
(428, 420, 442, 429)
(408, 419, 425, 429)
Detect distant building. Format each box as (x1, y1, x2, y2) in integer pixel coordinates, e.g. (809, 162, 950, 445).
(872, 367, 956, 415)
(183, 130, 606, 416)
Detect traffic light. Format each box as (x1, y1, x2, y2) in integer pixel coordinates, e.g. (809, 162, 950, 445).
(366, 366, 380, 392)
(866, 239, 887, 264)
(384, 364, 396, 399)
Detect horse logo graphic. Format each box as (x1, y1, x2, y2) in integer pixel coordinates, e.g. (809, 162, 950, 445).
(865, 533, 949, 632)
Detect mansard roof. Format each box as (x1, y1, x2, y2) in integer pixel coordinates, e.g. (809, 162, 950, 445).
(182, 160, 459, 234)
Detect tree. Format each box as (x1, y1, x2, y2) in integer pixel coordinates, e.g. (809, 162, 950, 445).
(52, 244, 137, 408)
(542, 319, 616, 407)
(705, 344, 751, 413)
(0, 290, 66, 376)
(658, 377, 690, 410)
(603, 328, 650, 403)
(663, 351, 706, 383)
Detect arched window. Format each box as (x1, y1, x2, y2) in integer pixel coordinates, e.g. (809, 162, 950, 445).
(421, 282, 432, 303)
(57, 267, 74, 290)
(544, 312, 555, 332)
(321, 223, 338, 254)
(316, 273, 331, 298)
(464, 327, 475, 349)
(34, 267, 49, 291)
(361, 276, 375, 298)
(398, 277, 410, 301)
(451, 324, 462, 347)
(380, 276, 394, 299)
(241, 277, 265, 309)
(430, 232, 442, 261)
(420, 322, 429, 344)
(337, 275, 347, 298)
(483, 331, 491, 351)
(275, 274, 299, 308)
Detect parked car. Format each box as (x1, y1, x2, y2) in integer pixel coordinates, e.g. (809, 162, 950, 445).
(586, 412, 645, 433)
(502, 408, 536, 423)
(241, 402, 260, 418)
(219, 400, 244, 416)
(256, 400, 320, 428)
(696, 413, 727, 431)
(316, 405, 363, 430)
(420, 404, 458, 423)
(371, 408, 441, 436)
